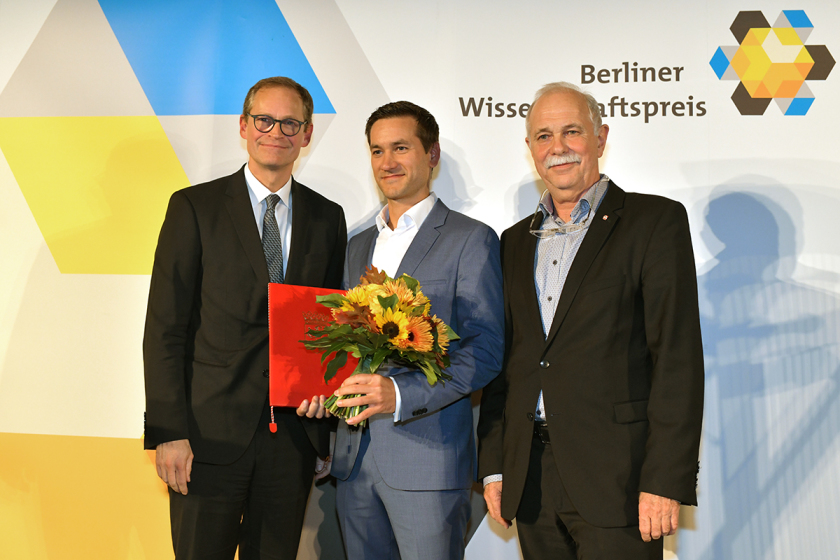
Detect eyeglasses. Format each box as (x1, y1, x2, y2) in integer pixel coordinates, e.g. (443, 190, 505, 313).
(528, 202, 592, 238)
(246, 113, 308, 137)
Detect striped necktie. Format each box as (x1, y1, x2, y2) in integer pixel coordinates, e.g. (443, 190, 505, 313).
(262, 194, 285, 283)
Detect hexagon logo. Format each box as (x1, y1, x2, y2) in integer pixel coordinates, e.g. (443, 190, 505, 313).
(710, 10, 834, 115)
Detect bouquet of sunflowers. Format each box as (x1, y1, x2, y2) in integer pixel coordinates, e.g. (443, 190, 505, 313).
(302, 266, 459, 426)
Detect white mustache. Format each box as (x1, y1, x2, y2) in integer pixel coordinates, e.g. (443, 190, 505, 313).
(544, 153, 581, 168)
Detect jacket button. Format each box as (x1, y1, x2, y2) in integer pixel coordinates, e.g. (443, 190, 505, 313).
(262, 369, 270, 378)
(539, 360, 550, 369)
(527, 412, 534, 421)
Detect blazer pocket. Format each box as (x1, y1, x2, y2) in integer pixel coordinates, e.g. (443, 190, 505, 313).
(418, 279, 448, 286)
(614, 399, 649, 424)
(578, 274, 625, 296)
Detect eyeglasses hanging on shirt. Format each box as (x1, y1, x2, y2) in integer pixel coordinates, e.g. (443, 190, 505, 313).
(528, 198, 593, 239)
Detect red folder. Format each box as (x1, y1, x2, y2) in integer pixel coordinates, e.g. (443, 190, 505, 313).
(268, 283, 358, 407)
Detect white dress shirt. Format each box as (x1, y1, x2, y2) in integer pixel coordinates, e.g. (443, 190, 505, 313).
(244, 165, 292, 274)
(370, 193, 438, 421)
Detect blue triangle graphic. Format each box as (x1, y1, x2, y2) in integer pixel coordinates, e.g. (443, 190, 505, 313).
(782, 10, 813, 29)
(98, 0, 334, 116)
(710, 47, 731, 79)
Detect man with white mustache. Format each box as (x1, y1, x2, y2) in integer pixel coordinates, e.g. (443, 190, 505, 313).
(477, 82, 704, 560)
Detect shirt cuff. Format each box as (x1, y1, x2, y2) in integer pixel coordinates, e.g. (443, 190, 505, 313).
(391, 377, 402, 422)
(483, 474, 503, 486)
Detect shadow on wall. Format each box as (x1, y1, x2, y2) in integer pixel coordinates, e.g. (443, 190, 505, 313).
(688, 183, 840, 560)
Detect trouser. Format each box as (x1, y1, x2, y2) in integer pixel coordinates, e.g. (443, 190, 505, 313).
(516, 429, 663, 560)
(336, 428, 471, 560)
(169, 405, 316, 560)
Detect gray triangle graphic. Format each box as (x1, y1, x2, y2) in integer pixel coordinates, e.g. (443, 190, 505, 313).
(774, 13, 792, 28)
(795, 27, 813, 42)
(0, 0, 153, 117)
(0, 1, 58, 95)
(722, 46, 740, 61)
(722, 66, 740, 80)
(796, 82, 813, 99)
(775, 97, 793, 112)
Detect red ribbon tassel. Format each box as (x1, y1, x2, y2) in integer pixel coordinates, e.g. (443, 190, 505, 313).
(269, 405, 277, 433)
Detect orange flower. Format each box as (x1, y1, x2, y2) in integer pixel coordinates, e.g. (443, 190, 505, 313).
(399, 315, 434, 352)
(383, 279, 417, 313)
(430, 315, 450, 353)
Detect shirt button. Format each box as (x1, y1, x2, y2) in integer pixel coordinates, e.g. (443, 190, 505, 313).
(540, 360, 550, 369)
(547, 296, 552, 301)
(553, 260, 558, 265)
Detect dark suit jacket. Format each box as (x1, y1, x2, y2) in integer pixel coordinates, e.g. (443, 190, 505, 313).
(477, 181, 704, 527)
(143, 166, 346, 464)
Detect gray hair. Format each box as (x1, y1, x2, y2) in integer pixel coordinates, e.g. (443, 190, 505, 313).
(525, 82, 602, 135)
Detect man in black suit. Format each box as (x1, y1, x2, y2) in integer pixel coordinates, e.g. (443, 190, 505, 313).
(477, 82, 704, 559)
(143, 76, 346, 559)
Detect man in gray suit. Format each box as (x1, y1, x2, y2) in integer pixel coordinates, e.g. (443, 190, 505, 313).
(329, 101, 504, 560)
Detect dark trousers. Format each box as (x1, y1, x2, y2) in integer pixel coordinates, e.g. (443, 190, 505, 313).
(169, 405, 317, 560)
(516, 435, 663, 560)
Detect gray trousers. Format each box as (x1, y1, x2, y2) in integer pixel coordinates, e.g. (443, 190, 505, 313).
(336, 429, 470, 560)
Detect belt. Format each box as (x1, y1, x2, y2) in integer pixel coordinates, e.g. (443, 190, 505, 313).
(533, 421, 550, 444)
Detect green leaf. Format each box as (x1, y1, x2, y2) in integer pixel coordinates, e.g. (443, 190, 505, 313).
(370, 347, 391, 372)
(399, 274, 420, 293)
(418, 361, 438, 386)
(445, 324, 460, 341)
(377, 293, 398, 311)
(327, 324, 354, 338)
(324, 350, 348, 382)
(315, 293, 346, 308)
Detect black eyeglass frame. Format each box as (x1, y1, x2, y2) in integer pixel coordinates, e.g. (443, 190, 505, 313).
(246, 113, 309, 137)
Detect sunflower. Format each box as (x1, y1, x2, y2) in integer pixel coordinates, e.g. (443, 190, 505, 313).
(341, 285, 372, 311)
(365, 283, 389, 315)
(398, 315, 434, 352)
(374, 307, 409, 343)
(430, 315, 450, 353)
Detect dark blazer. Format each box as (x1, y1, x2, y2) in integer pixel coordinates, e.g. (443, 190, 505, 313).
(477, 181, 704, 527)
(332, 199, 505, 491)
(143, 166, 346, 463)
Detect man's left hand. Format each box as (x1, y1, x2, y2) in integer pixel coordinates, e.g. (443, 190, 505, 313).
(334, 373, 395, 426)
(296, 395, 331, 419)
(638, 491, 679, 542)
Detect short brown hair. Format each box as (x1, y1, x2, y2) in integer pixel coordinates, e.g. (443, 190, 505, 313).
(365, 101, 439, 153)
(242, 77, 314, 124)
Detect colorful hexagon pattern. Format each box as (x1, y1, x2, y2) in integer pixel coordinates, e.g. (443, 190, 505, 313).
(710, 10, 834, 116)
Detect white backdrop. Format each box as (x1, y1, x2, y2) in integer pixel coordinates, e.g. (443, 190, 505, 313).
(1, 1, 839, 559)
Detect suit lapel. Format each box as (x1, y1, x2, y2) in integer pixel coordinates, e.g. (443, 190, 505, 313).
(285, 178, 308, 284)
(350, 227, 377, 285)
(510, 217, 542, 330)
(224, 167, 269, 285)
(544, 182, 626, 347)
(396, 199, 447, 277)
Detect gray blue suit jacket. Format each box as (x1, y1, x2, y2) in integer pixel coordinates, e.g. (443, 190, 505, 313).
(332, 199, 504, 491)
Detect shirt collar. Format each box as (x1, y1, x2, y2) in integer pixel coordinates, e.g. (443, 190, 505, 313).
(244, 164, 293, 209)
(538, 174, 610, 225)
(375, 193, 438, 233)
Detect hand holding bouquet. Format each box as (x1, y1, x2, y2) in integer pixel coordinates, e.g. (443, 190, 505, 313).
(301, 267, 459, 427)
